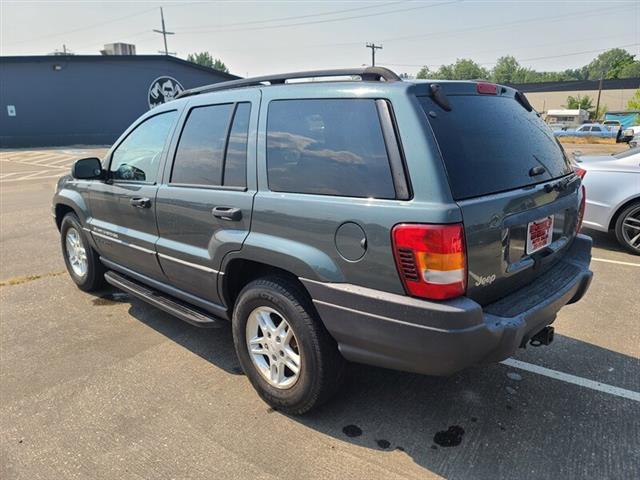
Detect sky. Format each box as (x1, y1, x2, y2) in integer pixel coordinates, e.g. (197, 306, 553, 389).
(1, 0, 639, 77)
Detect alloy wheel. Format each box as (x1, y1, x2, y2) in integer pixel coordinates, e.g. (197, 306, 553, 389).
(245, 306, 302, 389)
(65, 227, 88, 277)
(621, 206, 640, 252)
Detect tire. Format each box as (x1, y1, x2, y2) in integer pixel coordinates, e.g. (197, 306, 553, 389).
(614, 201, 640, 255)
(60, 213, 106, 291)
(232, 276, 345, 414)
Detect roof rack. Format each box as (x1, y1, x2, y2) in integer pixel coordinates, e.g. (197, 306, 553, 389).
(176, 67, 401, 99)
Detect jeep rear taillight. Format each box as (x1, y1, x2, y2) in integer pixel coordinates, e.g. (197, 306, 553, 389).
(392, 224, 467, 300)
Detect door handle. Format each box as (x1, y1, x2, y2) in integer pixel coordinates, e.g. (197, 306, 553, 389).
(212, 206, 242, 221)
(130, 197, 151, 208)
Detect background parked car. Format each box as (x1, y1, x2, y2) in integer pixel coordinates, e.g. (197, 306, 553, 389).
(576, 148, 640, 254)
(554, 123, 618, 139)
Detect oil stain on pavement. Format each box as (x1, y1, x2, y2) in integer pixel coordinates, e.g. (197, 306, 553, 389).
(342, 425, 363, 438)
(433, 426, 465, 447)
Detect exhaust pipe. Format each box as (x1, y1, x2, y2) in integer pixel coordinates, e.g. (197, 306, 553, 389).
(530, 326, 555, 347)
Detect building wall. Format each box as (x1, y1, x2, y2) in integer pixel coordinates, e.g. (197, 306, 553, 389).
(525, 88, 635, 113)
(0, 56, 235, 147)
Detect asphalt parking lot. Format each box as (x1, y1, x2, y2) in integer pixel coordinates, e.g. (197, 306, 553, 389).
(1, 145, 638, 479)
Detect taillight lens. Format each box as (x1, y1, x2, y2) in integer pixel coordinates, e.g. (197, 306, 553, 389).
(574, 167, 587, 179)
(392, 224, 467, 300)
(577, 185, 586, 232)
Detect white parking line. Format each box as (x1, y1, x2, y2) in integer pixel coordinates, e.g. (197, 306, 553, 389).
(501, 358, 640, 402)
(0, 171, 28, 179)
(592, 257, 640, 267)
(48, 157, 76, 165)
(0, 173, 61, 183)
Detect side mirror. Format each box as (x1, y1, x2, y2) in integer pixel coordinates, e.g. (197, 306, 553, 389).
(619, 128, 634, 143)
(71, 157, 103, 180)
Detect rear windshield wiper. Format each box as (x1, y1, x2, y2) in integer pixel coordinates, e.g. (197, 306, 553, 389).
(515, 90, 533, 112)
(430, 84, 451, 112)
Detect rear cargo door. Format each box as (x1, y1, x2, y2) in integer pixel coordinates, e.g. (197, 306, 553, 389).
(418, 86, 581, 305)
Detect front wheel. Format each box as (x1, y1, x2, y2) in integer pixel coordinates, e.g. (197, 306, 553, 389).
(614, 202, 640, 255)
(232, 276, 345, 414)
(60, 213, 106, 291)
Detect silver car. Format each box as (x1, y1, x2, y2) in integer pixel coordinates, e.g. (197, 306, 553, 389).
(576, 148, 640, 254)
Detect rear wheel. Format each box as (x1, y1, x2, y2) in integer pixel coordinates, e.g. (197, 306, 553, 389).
(614, 202, 640, 255)
(232, 276, 345, 414)
(60, 213, 106, 291)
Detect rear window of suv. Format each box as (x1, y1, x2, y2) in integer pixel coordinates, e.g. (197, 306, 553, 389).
(418, 95, 572, 200)
(266, 99, 396, 199)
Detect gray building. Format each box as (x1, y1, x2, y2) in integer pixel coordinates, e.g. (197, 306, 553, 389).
(0, 55, 238, 147)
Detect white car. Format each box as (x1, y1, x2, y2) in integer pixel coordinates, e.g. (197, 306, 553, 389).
(576, 148, 640, 254)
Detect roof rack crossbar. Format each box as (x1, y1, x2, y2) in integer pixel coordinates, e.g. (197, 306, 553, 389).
(176, 67, 401, 99)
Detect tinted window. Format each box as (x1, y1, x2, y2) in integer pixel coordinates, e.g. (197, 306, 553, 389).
(171, 104, 234, 185)
(591, 126, 601, 132)
(418, 95, 572, 200)
(267, 99, 395, 198)
(223, 103, 251, 187)
(110, 111, 177, 182)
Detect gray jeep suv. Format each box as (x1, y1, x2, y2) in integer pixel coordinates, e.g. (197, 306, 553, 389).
(53, 68, 593, 414)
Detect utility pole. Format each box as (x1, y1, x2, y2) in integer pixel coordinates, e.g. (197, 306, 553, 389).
(153, 7, 175, 56)
(595, 75, 604, 121)
(365, 42, 382, 67)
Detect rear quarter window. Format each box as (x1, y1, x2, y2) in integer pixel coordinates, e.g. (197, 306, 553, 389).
(266, 99, 396, 199)
(171, 102, 251, 187)
(419, 95, 572, 200)
(171, 103, 234, 186)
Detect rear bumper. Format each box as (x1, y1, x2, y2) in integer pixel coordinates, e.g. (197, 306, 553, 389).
(301, 234, 593, 376)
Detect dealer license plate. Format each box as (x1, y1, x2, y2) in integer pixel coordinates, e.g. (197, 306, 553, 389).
(526, 216, 554, 254)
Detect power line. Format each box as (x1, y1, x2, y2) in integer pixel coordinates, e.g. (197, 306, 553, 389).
(501, 43, 640, 66)
(382, 43, 640, 69)
(381, 32, 635, 68)
(177, 1, 460, 35)
(168, 4, 618, 53)
(175, 1, 407, 31)
(4, 6, 157, 46)
(380, 5, 618, 44)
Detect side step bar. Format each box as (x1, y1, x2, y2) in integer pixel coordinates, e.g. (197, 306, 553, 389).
(104, 271, 225, 328)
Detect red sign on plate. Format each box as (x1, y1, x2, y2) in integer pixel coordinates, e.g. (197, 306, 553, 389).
(526, 216, 554, 254)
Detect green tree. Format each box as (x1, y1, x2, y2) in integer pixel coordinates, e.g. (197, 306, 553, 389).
(186, 52, 229, 73)
(564, 95, 594, 111)
(445, 58, 489, 80)
(627, 89, 640, 110)
(563, 66, 589, 81)
(587, 48, 635, 79)
(415, 66, 435, 79)
(619, 61, 640, 78)
(415, 49, 638, 84)
(491, 56, 523, 83)
(417, 59, 488, 80)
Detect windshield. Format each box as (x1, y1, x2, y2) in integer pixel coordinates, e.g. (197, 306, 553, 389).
(418, 95, 573, 200)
